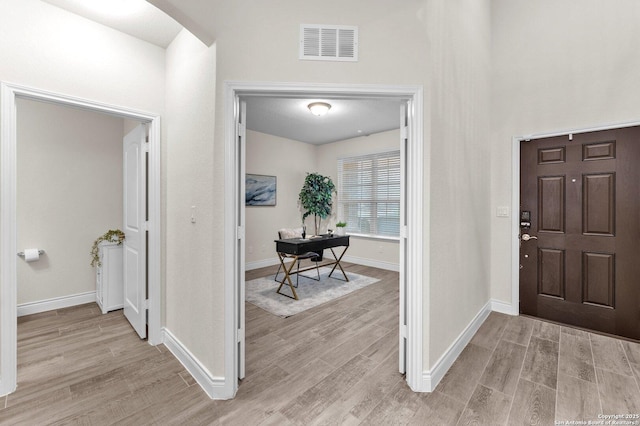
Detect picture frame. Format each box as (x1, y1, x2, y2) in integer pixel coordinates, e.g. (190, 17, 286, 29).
(245, 174, 277, 206)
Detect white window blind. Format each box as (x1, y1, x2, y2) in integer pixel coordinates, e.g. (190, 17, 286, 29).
(337, 150, 401, 238)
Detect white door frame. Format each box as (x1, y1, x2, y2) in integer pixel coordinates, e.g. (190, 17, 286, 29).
(0, 82, 162, 396)
(510, 120, 640, 317)
(223, 81, 425, 398)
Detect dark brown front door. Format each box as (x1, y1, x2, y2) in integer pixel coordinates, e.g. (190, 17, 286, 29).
(520, 126, 640, 340)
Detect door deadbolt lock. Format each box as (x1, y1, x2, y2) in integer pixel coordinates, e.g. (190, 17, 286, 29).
(521, 233, 538, 241)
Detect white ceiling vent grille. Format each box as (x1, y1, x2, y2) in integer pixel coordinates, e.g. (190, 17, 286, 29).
(300, 24, 358, 62)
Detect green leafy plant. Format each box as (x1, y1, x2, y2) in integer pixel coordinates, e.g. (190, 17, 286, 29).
(90, 229, 125, 267)
(298, 172, 336, 235)
(336, 221, 347, 228)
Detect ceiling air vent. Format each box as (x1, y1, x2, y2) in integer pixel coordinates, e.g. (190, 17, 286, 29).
(300, 24, 358, 62)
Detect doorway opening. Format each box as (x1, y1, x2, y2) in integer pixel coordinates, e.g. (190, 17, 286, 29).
(223, 82, 425, 399)
(240, 95, 404, 395)
(0, 82, 162, 396)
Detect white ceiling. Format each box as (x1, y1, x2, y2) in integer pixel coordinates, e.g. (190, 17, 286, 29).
(39, 1, 401, 144)
(41, 0, 182, 48)
(245, 97, 402, 145)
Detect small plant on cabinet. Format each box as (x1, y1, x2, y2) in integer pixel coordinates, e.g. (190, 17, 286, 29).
(90, 229, 125, 267)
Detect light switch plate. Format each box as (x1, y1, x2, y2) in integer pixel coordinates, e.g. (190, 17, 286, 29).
(496, 206, 510, 217)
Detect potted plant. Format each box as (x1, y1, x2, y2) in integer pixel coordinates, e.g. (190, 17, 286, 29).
(90, 229, 125, 267)
(298, 172, 336, 235)
(335, 221, 347, 236)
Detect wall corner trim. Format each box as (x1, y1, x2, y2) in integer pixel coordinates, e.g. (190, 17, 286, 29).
(162, 327, 233, 400)
(490, 298, 516, 316)
(421, 300, 492, 392)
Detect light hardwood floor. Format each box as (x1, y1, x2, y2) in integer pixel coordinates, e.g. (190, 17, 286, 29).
(1, 263, 639, 425)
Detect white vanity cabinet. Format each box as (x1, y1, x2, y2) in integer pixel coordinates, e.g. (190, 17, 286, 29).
(96, 241, 124, 314)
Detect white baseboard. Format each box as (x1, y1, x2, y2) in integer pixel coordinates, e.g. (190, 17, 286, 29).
(420, 299, 520, 392)
(245, 255, 399, 272)
(340, 255, 399, 272)
(17, 291, 97, 317)
(245, 257, 280, 271)
(421, 300, 492, 391)
(491, 298, 516, 315)
(162, 327, 231, 400)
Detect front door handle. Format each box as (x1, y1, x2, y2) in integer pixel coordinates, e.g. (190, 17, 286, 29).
(521, 233, 538, 241)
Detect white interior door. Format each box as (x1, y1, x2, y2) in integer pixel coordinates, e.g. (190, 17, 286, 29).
(237, 99, 247, 379)
(399, 102, 408, 374)
(123, 124, 147, 339)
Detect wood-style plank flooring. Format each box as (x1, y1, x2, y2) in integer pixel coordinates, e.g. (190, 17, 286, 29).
(1, 263, 639, 425)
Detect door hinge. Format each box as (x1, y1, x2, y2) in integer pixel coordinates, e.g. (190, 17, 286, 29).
(144, 142, 150, 152)
(400, 125, 408, 140)
(237, 226, 245, 240)
(143, 299, 150, 309)
(237, 122, 246, 139)
(400, 324, 407, 339)
(237, 328, 244, 343)
(143, 221, 150, 231)
(400, 225, 408, 239)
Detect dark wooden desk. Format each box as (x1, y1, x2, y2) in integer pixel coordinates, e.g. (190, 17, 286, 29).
(274, 234, 350, 300)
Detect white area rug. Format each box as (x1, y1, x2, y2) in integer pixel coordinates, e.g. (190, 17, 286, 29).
(246, 267, 380, 317)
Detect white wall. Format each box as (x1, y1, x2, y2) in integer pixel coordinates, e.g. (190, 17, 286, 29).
(16, 99, 123, 304)
(153, 0, 492, 379)
(208, 0, 433, 379)
(424, 0, 492, 366)
(245, 130, 316, 267)
(245, 129, 400, 270)
(0, 0, 166, 112)
(316, 129, 400, 269)
(164, 29, 219, 375)
(490, 0, 640, 308)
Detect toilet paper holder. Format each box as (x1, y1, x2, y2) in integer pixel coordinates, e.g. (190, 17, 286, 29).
(17, 249, 45, 257)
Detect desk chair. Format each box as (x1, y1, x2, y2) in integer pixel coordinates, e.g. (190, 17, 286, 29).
(275, 227, 320, 287)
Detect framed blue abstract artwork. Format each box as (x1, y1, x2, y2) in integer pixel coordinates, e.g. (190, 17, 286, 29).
(246, 174, 277, 206)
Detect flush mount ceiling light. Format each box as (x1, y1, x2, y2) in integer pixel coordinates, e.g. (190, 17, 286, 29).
(308, 102, 332, 116)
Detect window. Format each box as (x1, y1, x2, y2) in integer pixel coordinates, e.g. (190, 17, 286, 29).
(337, 150, 401, 238)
